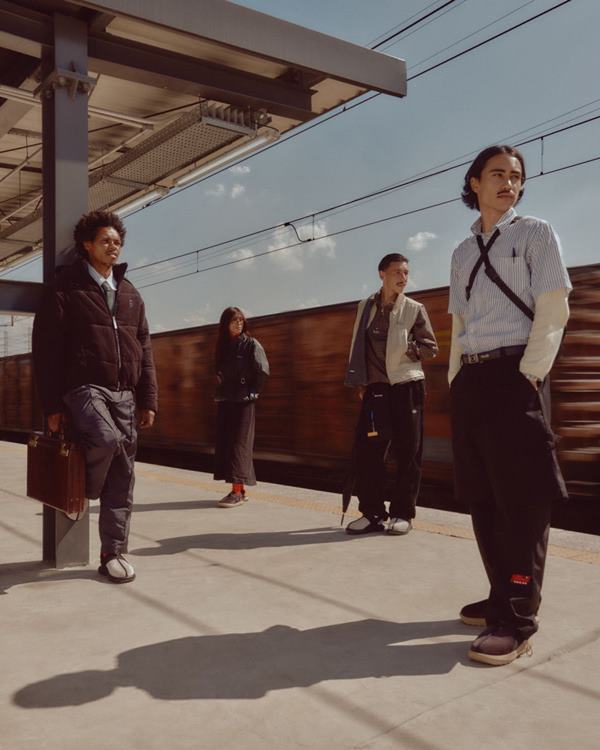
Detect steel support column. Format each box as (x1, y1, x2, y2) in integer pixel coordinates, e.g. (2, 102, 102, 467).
(41, 13, 89, 567)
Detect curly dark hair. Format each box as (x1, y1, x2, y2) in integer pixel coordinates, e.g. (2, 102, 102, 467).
(461, 145, 526, 210)
(73, 210, 126, 258)
(215, 307, 248, 369)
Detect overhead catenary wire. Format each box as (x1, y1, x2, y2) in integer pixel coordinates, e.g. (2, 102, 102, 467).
(0, 0, 578, 283)
(129, 109, 600, 279)
(123, 0, 573, 218)
(370, 0, 460, 49)
(376, 0, 470, 52)
(134, 153, 600, 290)
(366, 0, 449, 47)
(5, 94, 596, 285)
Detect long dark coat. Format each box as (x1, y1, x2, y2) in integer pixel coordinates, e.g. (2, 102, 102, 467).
(213, 335, 269, 485)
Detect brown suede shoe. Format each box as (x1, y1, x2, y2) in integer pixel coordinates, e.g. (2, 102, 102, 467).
(468, 626, 532, 666)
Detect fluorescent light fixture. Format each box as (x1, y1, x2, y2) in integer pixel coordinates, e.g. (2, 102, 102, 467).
(115, 188, 168, 217)
(174, 131, 279, 188)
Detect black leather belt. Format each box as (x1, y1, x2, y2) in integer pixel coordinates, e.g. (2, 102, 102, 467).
(461, 345, 526, 365)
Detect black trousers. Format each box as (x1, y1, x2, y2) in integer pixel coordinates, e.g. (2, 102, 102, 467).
(450, 356, 567, 641)
(354, 380, 424, 521)
(63, 385, 137, 555)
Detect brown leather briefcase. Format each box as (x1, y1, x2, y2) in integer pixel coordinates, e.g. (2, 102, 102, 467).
(27, 432, 86, 517)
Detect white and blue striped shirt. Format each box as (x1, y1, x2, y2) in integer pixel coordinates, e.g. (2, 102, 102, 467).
(448, 207, 572, 354)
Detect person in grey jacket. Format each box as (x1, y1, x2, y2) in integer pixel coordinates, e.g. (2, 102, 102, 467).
(344, 253, 438, 535)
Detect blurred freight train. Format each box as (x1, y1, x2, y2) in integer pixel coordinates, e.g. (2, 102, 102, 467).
(1, 263, 598, 532)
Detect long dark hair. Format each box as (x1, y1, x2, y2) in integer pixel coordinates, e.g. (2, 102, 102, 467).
(461, 145, 526, 210)
(215, 307, 248, 369)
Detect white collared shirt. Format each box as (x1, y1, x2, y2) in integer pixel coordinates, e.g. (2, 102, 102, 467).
(448, 207, 572, 354)
(86, 262, 116, 290)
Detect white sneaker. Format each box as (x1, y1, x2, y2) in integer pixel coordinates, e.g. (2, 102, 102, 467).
(387, 518, 412, 535)
(346, 516, 385, 535)
(99, 554, 136, 583)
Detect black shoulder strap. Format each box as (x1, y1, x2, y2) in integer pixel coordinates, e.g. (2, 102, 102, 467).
(466, 228, 499, 301)
(467, 217, 535, 321)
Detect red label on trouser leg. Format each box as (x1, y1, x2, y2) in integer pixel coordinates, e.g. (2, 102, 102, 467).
(511, 573, 531, 585)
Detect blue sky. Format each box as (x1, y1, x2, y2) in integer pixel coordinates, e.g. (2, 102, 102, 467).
(2, 0, 599, 345)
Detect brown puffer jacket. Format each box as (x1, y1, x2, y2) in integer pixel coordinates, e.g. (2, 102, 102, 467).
(32, 259, 158, 414)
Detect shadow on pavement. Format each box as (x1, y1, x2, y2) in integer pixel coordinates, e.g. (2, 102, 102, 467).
(13, 618, 472, 706)
(89, 499, 219, 514)
(131, 526, 367, 555)
(0, 560, 103, 595)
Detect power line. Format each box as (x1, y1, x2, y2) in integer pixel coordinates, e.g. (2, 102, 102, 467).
(377, 0, 470, 52)
(130, 108, 600, 276)
(125, 0, 573, 218)
(367, 0, 445, 47)
(405, 0, 537, 67)
(371, 0, 460, 49)
(409, 0, 571, 81)
(135, 153, 600, 291)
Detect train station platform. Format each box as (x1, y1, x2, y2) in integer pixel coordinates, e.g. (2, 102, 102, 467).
(1, 440, 599, 750)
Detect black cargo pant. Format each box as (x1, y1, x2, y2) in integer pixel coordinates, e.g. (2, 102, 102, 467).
(450, 356, 567, 641)
(63, 385, 137, 556)
(355, 380, 424, 522)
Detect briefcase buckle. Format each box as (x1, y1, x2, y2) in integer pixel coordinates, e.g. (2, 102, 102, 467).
(28, 434, 39, 448)
(59, 443, 70, 458)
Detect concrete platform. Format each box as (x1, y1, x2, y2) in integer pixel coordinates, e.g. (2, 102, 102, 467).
(1, 440, 599, 750)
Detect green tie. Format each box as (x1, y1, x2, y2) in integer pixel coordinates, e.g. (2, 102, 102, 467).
(101, 281, 116, 315)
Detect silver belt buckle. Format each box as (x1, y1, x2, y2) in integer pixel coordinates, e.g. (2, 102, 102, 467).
(466, 353, 480, 364)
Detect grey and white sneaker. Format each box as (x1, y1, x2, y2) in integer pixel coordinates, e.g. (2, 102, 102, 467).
(99, 554, 136, 583)
(346, 515, 385, 535)
(386, 517, 412, 535)
(217, 492, 248, 508)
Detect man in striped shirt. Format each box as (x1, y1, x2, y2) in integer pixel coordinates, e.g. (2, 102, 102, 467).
(448, 145, 571, 666)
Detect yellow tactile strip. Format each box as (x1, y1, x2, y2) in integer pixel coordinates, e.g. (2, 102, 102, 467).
(135, 466, 600, 566)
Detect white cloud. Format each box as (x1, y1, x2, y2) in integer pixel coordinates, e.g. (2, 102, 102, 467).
(183, 302, 212, 327)
(151, 322, 167, 333)
(407, 231, 437, 252)
(204, 182, 245, 199)
(205, 183, 226, 198)
(268, 226, 304, 271)
(296, 297, 319, 309)
(308, 220, 336, 260)
(267, 220, 336, 272)
(231, 247, 255, 267)
(229, 164, 251, 175)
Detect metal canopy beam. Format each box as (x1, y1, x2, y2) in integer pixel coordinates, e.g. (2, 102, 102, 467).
(0, 279, 43, 315)
(0, 1, 315, 120)
(40, 12, 90, 567)
(0, 0, 52, 48)
(75, 0, 406, 97)
(0, 0, 406, 100)
(87, 34, 315, 122)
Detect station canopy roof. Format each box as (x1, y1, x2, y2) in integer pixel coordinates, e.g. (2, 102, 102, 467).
(0, 0, 406, 269)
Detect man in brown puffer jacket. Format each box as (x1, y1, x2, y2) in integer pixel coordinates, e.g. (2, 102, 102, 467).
(33, 210, 158, 583)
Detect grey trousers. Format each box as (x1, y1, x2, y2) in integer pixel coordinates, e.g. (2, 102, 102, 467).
(63, 385, 137, 555)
